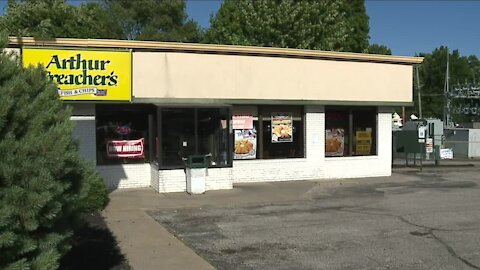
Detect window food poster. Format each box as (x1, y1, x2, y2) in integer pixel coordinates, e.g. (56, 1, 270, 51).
(271, 113, 293, 143)
(325, 129, 344, 156)
(234, 129, 257, 159)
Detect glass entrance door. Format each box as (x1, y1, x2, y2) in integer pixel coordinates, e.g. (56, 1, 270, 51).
(159, 107, 232, 169)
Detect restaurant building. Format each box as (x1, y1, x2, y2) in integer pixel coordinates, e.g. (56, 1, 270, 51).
(9, 37, 423, 193)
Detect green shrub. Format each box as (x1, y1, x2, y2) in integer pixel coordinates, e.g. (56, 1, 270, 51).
(0, 34, 108, 269)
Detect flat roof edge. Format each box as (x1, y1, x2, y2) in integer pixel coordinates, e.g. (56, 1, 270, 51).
(8, 37, 424, 65)
(130, 98, 414, 107)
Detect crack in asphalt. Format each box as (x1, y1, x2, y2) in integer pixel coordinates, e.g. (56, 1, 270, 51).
(337, 208, 456, 232)
(336, 208, 480, 269)
(430, 231, 480, 270)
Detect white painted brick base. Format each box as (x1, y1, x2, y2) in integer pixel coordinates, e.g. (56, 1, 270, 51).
(151, 163, 160, 192)
(98, 164, 151, 189)
(157, 168, 233, 193)
(233, 159, 318, 183)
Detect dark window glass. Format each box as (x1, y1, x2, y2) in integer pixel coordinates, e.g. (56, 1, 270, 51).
(160, 107, 231, 168)
(325, 107, 377, 157)
(161, 108, 195, 167)
(197, 108, 230, 166)
(325, 109, 350, 157)
(260, 106, 304, 159)
(352, 109, 377, 156)
(96, 104, 154, 165)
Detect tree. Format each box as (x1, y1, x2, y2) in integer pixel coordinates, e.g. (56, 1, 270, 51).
(0, 0, 119, 39)
(364, 44, 392, 55)
(416, 47, 480, 121)
(103, 0, 202, 42)
(204, 0, 369, 52)
(0, 35, 108, 269)
(339, 0, 370, 53)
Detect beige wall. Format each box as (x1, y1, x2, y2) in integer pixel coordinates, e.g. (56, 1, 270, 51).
(133, 52, 413, 104)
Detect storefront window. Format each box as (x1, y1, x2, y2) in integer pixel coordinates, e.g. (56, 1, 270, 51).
(197, 108, 230, 166)
(159, 107, 231, 169)
(160, 108, 195, 167)
(233, 105, 304, 160)
(96, 104, 155, 165)
(325, 107, 377, 157)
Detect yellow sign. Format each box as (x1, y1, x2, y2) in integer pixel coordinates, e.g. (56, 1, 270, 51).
(22, 48, 131, 101)
(355, 131, 372, 155)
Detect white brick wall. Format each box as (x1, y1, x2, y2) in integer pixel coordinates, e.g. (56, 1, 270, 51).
(205, 168, 233, 190)
(98, 164, 151, 189)
(305, 105, 325, 162)
(158, 169, 186, 193)
(72, 117, 97, 162)
(157, 168, 233, 193)
(71, 104, 96, 163)
(151, 163, 160, 192)
(233, 159, 316, 183)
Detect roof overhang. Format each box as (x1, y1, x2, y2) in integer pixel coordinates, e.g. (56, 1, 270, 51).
(9, 36, 423, 65)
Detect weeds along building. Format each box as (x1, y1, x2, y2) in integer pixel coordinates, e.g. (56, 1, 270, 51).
(8, 37, 423, 193)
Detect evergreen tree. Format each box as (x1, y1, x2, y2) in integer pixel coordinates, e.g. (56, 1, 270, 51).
(0, 35, 108, 269)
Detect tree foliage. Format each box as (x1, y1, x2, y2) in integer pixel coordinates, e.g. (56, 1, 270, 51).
(0, 34, 108, 269)
(0, 0, 118, 39)
(339, 0, 370, 53)
(104, 0, 202, 42)
(205, 0, 369, 52)
(0, 0, 201, 42)
(416, 47, 480, 121)
(364, 44, 392, 55)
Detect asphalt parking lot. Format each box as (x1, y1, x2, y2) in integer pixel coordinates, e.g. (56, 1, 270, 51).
(150, 167, 480, 270)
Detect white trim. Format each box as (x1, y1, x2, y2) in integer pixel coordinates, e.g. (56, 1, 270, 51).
(325, 156, 379, 161)
(70, 116, 95, 121)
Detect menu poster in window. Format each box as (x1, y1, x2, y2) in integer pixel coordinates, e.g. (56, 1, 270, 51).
(271, 113, 293, 143)
(325, 129, 344, 156)
(107, 138, 145, 159)
(234, 129, 257, 159)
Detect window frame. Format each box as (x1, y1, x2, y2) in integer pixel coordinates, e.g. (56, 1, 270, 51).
(95, 104, 156, 165)
(325, 106, 378, 158)
(233, 105, 306, 160)
(157, 105, 233, 170)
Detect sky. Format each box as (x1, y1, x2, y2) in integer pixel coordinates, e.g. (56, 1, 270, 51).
(1, 0, 478, 57)
(185, 0, 480, 57)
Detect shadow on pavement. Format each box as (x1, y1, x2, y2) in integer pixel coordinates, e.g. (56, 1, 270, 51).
(59, 213, 132, 270)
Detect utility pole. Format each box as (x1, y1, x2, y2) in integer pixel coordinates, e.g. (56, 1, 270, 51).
(443, 48, 450, 127)
(416, 65, 422, 119)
